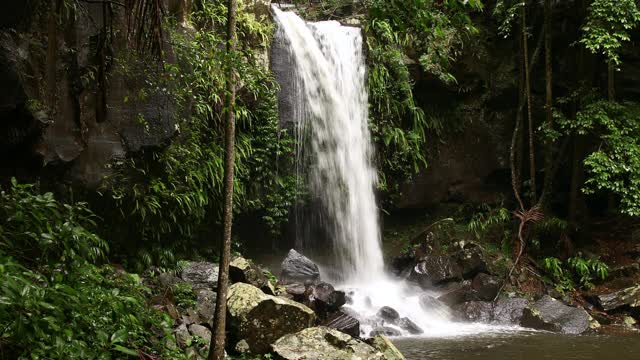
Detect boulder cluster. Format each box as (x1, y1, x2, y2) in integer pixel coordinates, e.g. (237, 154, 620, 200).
(150, 250, 406, 359)
(392, 240, 602, 335)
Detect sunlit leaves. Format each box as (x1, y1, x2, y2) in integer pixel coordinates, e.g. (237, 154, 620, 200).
(580, 0, 640, 64)
(558, 100, 640, 216)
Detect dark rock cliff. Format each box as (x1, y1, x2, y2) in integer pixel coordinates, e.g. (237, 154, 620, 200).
(0, 0, 185, 188)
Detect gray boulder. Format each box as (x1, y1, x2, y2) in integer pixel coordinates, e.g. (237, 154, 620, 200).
(195, 289, 217, 326)
(471, 273, 501, 301)
(437, 281, 477, 306)
(454, 243, 487, 279)
(455, 301, 494, 323)
(321, 310, 360, 338)
(397, 317, 423, 335)
(593, 286, 640, 311)
(280, 249, 321, 285)
(520, 295, 599, 334)
(181, 262, 219, 290)
(229, 256, 272, 294)
(272, 327, 385, 360)
(188, 324, 211, 344)
(312, 282, 347, 314)
(409, 255, 463, 287)
(227, 282, 316, 354)
(370, 326, 402, 337)
(366, 335, 407, 360)
(377, 306, 400, 323)
(284, 283, 308, 302)
(493, 297, 529, 324)
(158, 272, 183, 289)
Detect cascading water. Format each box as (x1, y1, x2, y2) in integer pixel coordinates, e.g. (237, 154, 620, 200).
(273, 7, 384, 282)
(272, 6, 512, 337)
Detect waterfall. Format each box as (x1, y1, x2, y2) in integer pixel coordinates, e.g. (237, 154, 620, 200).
(272, 7, 510, 337)
(272, 7, 384, 283)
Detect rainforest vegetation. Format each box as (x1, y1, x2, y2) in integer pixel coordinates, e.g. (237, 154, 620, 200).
(2, 0, 640, 359)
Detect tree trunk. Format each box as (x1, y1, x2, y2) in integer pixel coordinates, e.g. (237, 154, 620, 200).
(607, 61, 615, 101)
(539, 0, 553, 207)
(522, 3, 537, 203)
(606, 62, 616, 211)
(512, 28, 526, 211)
(208, 0, 238, 358)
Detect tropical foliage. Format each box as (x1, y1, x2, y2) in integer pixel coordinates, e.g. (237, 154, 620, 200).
(0, 180, 183, 359)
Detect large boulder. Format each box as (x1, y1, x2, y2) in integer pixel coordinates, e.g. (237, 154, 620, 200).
(226, 283, 316, 354)
(321, 310, 360, 338)
(471, 273, 501, 301)
(492, 297, 529, 324)
(592, 286, 640, 311)
(366, 336, 407, 360)
(437, 281, 477, 306)
(396, 317, 423, 335)
(280, 249, 321, 285)
(455, 301, 494, 323)
(370, 326, 402, 337)
(181, 262, 219, 290)
(311, 282, 347, 316)
(454, 243, 487, 279)
(194, 289, 217, 326)
(229, 256, 272, 294)
(409, 255, 463, 287)
(377, 306, 400, 323)
(520, 295, 599, 334)
(272, 327, 385, 360)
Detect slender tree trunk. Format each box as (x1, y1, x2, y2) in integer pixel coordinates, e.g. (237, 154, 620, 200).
(512, 30, 526, 211)
(606, 61, 617, 211)
(539, 0, 553, 207)
(607, 61, 615, 101)
(46, 0, 60, 108)
(522, 3, 537, 203)
(208, 0, 238, 358)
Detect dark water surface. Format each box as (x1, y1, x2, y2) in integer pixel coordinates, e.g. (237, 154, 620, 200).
(392, 331, 640, 360)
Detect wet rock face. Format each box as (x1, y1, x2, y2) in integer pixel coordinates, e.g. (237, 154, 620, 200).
(492, 297, 529, 324)
(180, 262, 219, 290)
(409, 255, 463, 287)
(366, 335, 407, 360)
(455, 244, 488, 278)
(455, 301, 494, 323)
(226, 283, 316, 354)
(377, 306, 400, 323)
(370, 326, 402, 337)
(272, 327, 385, 360)
(520, 295, 598, 334)
(397, 317, 423, 335)
(453, 297, 529, 324)
(471, 273, 501, 301)
(311, 282, 347, 315)
(419, 294, 451, 316)
(321, 310, 360, 338)
(592, 286, 640, 312)
(280, 249, 321, 285)
(437, 281, 477, 306)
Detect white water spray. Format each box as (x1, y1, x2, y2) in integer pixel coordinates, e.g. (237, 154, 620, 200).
(273, 7, 517, 338)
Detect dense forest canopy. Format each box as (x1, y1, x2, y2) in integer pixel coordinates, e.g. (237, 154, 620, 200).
(2, 0, 640, 358)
